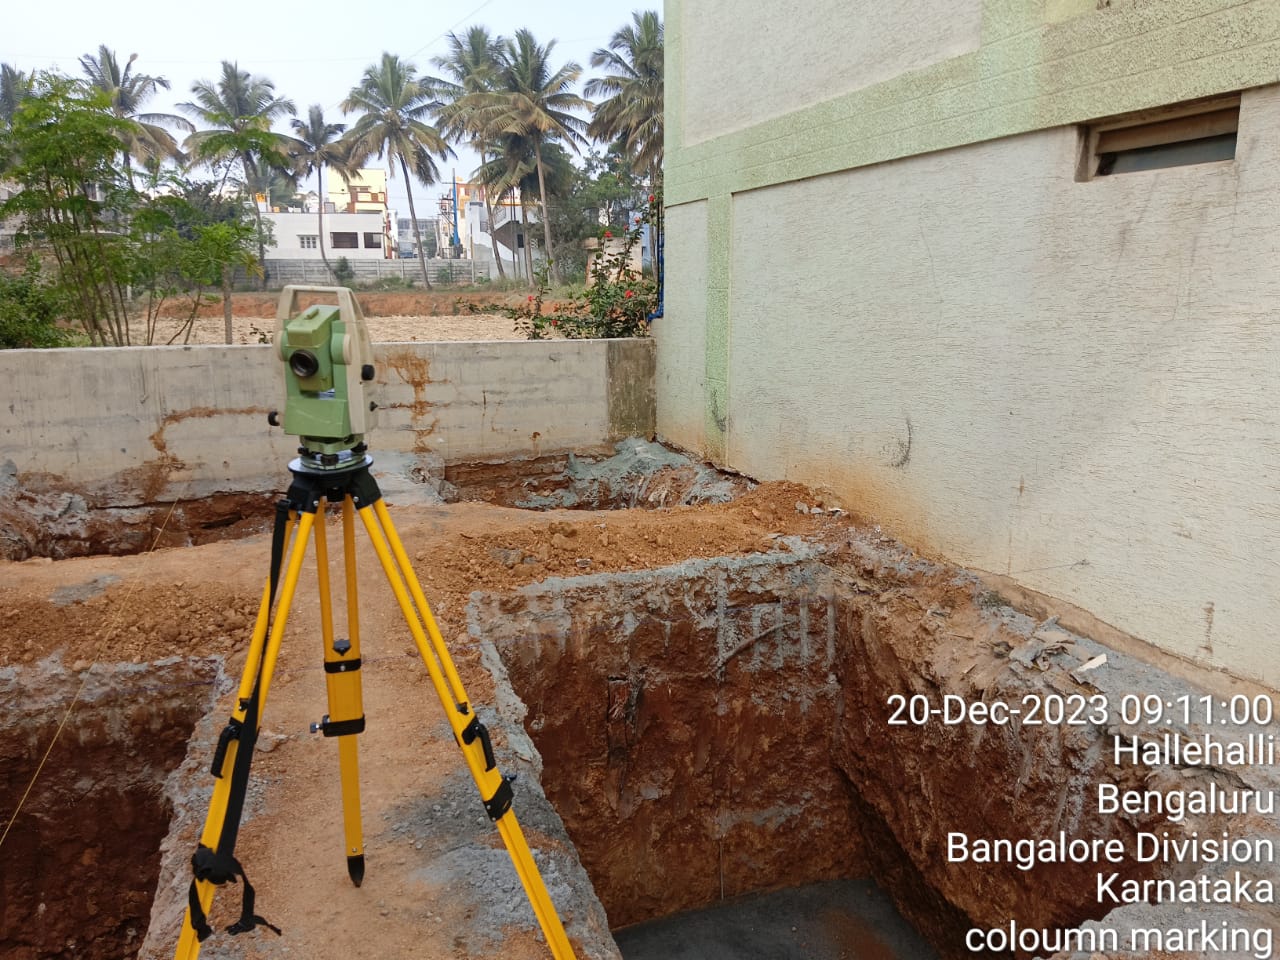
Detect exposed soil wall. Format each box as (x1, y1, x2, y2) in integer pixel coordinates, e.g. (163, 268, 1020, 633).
(0, 658, 221, 959)
(826, 547, 1159, 953)
(473, 534, 1280, 958)
(4, 440, 741, 561)
(0, 481, 276, 561)
(474, 551, 865, 928)
(5, 474, 1276, 959)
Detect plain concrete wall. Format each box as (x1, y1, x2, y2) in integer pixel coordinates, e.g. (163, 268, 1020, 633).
(0, 339, 655, 505)
(662, 0, 1280, 688)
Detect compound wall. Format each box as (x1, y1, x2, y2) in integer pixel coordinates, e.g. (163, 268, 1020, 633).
(0, 338, 654, 504)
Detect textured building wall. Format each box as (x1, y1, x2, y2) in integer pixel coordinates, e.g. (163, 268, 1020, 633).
(661, 0, 1280, 686)
(667, 0, 1280, 206)
(680, 0, 984, 144)
(655, 200, 709, 453)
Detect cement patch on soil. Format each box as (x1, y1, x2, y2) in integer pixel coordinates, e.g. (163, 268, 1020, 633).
(614, 879, 939, 960)
(445, 439, 751, 512)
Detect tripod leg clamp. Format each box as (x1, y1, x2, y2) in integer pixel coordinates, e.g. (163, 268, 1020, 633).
(188, 844, 282, 941)
(210, 719, 242, 778)
(483, 776, 516, 822)
(460, 715, 497, 771)
(312, 714, 366, 738)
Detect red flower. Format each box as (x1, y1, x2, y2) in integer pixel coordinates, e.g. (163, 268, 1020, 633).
(648, 194, 655, 203)
(603, 230, 612, 238)
(624, 290, 634, 299)
(527, 295, 535, 301)
(551, 319, 558, 326)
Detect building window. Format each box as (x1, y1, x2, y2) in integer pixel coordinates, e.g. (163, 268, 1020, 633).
(331, 232, 358, 249)
(1081, 94, 1239, 179)
(363, 232, 382, 249)
(299, 235, 317, 250)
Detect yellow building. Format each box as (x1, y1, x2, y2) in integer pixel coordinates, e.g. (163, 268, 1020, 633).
(326, 168, 388, 215)
(324, 168, 391, 257)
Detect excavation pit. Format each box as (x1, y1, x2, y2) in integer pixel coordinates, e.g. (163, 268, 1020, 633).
(7, 480, 1276, 960)
(2, 440, 743, 562)
(0, 657, 220, 960)
(443, 440, 750, 512)
(613, 878, 938, 960)
(468, 545, 1238, 959)
(0, 483, 278, 561)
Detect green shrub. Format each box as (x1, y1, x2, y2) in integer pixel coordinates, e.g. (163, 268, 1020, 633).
(501, 192, 661, 340)
(0, 258, 72, 349)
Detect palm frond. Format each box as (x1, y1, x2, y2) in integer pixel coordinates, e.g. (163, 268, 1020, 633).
(584, 11, 663, 176)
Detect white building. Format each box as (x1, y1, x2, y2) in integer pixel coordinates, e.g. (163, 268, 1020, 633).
(0, 181, 23, 254)
(265, 211, 390, 260)
(396, 216, 438, 258)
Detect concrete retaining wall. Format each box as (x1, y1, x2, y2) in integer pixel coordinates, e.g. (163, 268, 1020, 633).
(0, 338, 654, 505)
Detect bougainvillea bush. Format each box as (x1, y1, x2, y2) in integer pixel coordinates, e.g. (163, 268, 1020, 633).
(505, 193, 661, 340)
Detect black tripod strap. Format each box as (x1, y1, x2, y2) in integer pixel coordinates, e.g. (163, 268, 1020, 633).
(186, 501, 293, 942)
(188, 845, 282, 940)
(267, 498, 291, 610)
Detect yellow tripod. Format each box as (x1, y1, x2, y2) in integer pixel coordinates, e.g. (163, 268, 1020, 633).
(173, 455, 576, 960)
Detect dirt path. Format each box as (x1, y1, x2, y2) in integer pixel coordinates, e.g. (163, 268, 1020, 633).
(151, 312, 523, 346)
(147, 290, 535, 345)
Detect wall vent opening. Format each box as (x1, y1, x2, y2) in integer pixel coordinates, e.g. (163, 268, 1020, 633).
(1079, 94, 1239, 179)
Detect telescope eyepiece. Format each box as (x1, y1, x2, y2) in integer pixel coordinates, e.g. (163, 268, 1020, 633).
(289, 349, 320, 379)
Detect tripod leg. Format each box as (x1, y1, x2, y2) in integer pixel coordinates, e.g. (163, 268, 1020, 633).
(174, 511, 317, 960)
(313, 498, 367, 885)
(356, 500, 577, 960)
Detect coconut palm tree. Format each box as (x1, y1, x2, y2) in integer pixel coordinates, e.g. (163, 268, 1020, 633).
(180, 61, 297, 184)
(341, 52, 451, 290)
(77, 45, 192, 183)
(585, 12, 663, 189)
(429, 27, 508, 278)
(0, 64, 30, 176)
(481, 29, 589, 284)
(289, 105, 354, 281)
(180, 62, 297, 287)
(476, 131, 538, 282)
(1, 63, 31, 127)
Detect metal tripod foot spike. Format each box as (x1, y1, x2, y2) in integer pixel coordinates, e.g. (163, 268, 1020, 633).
(172, 455, 577, 960)
(347, 854, 365, 887)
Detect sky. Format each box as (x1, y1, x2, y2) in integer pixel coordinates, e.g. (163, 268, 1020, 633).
(1, 0, 648, 217)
